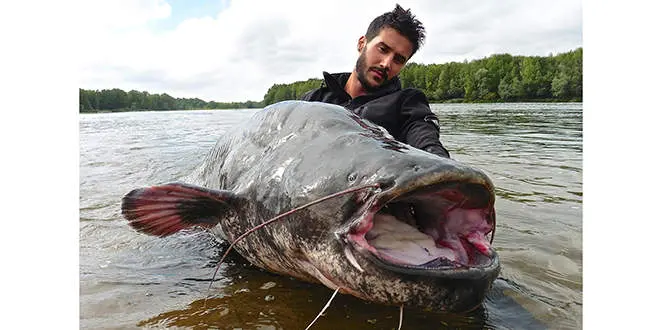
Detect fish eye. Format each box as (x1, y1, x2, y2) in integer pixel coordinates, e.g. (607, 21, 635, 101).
(348, 172, 358, 182)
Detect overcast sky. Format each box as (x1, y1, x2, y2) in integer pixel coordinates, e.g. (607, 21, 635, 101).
(79, 0, 582, 102)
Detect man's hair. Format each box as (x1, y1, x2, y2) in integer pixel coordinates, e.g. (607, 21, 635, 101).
(365, 4, 426, 56)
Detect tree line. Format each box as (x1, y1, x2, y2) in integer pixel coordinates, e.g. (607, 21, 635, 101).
(264, 47, 582, 105)
(80, 47, 581, 112)
(79, 89, 263, 113)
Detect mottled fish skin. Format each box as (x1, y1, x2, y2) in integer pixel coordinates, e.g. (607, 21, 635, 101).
(131, 101, 500, 312)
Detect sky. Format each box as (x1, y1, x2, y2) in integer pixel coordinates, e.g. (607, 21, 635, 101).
(78, 0, 583, 102)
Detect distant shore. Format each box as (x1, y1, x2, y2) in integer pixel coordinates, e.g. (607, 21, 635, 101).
(81, 48, 582, 113)
(79, 99, 582, 114)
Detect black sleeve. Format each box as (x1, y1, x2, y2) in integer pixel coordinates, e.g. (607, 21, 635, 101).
(300, 88, 320, 101)
(399, 90, 451, 158)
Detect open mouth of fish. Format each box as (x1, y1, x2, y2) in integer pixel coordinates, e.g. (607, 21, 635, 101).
(345, 181, 497, 278)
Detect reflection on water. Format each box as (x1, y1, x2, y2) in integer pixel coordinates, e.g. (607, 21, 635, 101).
(80, 103, 581, 329)
(138, 260, 491, 330)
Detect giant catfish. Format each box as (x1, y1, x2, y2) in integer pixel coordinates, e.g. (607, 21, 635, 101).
(121, 100, 500, 313)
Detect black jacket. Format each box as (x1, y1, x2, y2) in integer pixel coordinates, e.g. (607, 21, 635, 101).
(300, 71, 450, 158)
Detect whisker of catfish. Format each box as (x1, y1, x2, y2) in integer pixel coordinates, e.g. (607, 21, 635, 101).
(305, 287, 341, 330)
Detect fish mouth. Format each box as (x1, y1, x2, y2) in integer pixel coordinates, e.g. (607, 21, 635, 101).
(344, 180, 498, 279)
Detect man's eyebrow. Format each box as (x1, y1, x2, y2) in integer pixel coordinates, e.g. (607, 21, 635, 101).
(378, 41, 408, 62)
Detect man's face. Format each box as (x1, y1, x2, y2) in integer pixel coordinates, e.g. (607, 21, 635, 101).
(355, 27, 414, 92)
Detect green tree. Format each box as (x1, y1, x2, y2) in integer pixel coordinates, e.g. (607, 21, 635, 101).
(127, 90, 142, 110)
(551, 70, 571, 99)
(520, 57, 543, 98)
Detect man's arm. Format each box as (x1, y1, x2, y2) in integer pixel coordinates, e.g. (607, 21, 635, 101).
(399, 90, 451, 158)
(300, 89, 318, 101)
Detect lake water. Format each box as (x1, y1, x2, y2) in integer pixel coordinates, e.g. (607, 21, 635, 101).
(79, 102, 582, 329)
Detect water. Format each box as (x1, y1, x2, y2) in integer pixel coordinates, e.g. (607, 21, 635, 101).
(79, 103, 582, 329)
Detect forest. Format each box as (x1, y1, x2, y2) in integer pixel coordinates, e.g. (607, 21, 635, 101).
(78, 89, 263, 113)
(80, 47, 581, 113)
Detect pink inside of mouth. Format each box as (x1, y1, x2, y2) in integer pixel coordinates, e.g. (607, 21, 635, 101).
(349, 184, 494, 268)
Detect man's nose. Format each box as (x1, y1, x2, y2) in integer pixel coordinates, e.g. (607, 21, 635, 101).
(378, 55, 393, 71)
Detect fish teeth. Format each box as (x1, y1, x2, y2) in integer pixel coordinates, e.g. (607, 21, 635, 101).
(344, 245, 364, 273)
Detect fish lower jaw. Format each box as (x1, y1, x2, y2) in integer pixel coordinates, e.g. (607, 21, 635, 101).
(299, 258, 368, 298)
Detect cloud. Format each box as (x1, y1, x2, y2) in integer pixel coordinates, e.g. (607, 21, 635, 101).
(79, 0, 582, 102)
(79, 0, 172, 32)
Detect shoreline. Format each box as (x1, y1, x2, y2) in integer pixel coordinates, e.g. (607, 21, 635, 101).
(80, 99, 583, 114)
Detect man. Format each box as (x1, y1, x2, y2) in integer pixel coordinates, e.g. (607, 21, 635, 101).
(301, 4, 450, 158)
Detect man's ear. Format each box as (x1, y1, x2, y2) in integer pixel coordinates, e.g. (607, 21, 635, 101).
(357, 36, 366, 52)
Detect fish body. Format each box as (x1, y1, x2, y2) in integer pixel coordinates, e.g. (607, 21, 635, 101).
(122, 101, 500, 312)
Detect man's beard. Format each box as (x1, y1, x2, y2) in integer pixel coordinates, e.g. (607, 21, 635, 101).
(355, 50, 388, 92)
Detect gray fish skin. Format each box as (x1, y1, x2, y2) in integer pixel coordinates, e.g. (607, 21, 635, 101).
(125, 100, 500, 313)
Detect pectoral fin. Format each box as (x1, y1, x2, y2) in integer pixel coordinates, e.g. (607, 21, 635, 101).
(121, 182, 242, 237)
